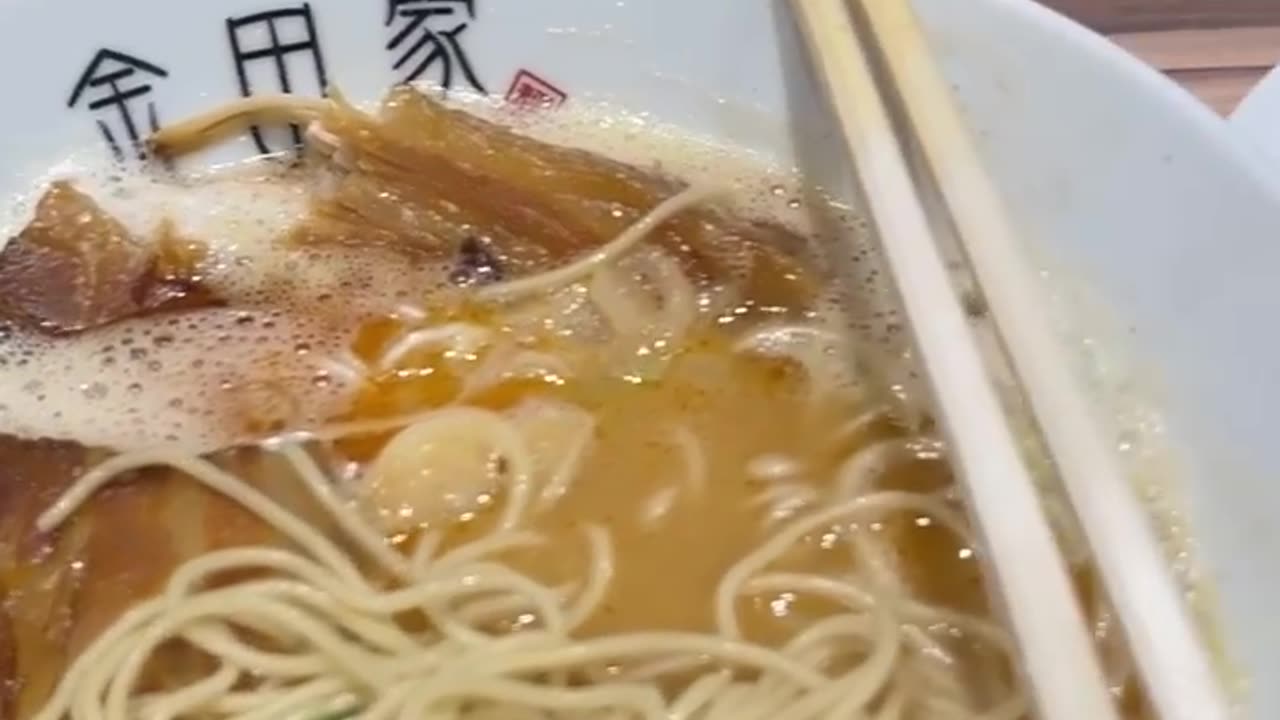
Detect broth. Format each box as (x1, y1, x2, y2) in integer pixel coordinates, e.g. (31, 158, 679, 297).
(0, 88, 1149, 719)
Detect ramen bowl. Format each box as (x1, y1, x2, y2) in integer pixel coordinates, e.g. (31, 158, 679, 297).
(1, 0, 1278, 715)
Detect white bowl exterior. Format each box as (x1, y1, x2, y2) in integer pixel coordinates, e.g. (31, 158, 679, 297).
(0, 0, 1277, 713)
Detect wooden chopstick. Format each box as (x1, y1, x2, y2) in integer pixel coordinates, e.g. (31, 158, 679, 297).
(850, 1, 1233, 718)
(787, 1, 1119, 718)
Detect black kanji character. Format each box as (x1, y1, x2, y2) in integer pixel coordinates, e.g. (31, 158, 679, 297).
(68, 49, 169, 161)
(385, 0, 485, 92)
(227, 3, 329, 155)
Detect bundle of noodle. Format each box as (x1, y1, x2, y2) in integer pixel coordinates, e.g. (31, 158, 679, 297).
(0, 436, 344, 717)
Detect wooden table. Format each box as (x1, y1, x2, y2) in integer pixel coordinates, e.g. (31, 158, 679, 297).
(1039, 0, 1280, 114)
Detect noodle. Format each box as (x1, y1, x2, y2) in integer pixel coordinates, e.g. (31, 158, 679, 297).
(731, 323, 855, 403)
(282, 444, 410, 578)
(834, 436, 932, 498)
(566, 526, 616, 632)
(669, 425, 708, 497)
(147, 95, 329, 158)
(30, 424, 1025, 719)
(461, 348, 576, 400)
(134, 664, 238, 720)
(36, 451, 368, 584)
(589, 249, 698, 343)
(375, 323, 494, 372)
(512, 400, 597, 513)
(475, 186, 720, 304)
(640, 427, 707, 528)
(746, 453, 803, 483)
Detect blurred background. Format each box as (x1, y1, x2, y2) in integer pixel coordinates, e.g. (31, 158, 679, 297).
(1042, 0, 1280, 113)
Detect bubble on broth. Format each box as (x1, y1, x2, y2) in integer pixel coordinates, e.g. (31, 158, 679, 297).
(0, 309, 351, 450)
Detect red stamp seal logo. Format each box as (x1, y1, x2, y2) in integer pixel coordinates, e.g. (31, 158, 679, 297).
(505, 69, 567, 109)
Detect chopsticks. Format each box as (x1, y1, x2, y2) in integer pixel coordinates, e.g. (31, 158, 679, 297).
(789, 0, 1233, 718)
(787, 1, 1117, 718)
(848, 2, 1233, 719)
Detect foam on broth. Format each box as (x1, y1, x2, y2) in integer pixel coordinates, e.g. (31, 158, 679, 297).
(0, 102, 916, 453)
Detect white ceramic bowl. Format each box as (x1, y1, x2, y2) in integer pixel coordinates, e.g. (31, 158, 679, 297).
(1, 0, 1277, 714)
